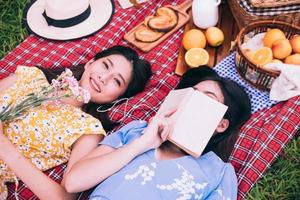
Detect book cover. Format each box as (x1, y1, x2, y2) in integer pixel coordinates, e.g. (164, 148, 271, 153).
(156, 88, 228, 157)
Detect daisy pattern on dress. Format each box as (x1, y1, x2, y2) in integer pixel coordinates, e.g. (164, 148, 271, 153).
(156, 163, 208, 200)
(124, 162, 157, 185)
(216, 189, 232, 200)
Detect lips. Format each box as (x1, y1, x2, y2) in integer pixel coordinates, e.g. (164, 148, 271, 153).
(90, 77, 101, 93)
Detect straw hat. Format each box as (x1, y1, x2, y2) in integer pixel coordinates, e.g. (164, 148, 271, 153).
(25, 0, 114, 40)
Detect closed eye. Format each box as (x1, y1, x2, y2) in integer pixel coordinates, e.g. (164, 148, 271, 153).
(103, 61, 109, 70)
(114, 78, 121, 86)
(203, 91, 220, 102)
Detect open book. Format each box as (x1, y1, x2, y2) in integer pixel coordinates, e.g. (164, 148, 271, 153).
(156, 87, 228, 157)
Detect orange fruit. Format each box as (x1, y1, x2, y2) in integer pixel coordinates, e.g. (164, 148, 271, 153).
(284, 53, 300, 65)
(252, 47, 273, 66)
(182, 29, 206, 50)
(289, 35, 300, 54)
(184, 48, 209, 67)
(205, 27, 224, 47)
(263, 28, 286, 48)
(272, 39, 292, 59)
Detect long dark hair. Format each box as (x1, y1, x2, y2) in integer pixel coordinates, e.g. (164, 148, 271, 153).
(38, 45, 152, 131)
(176, 66, 251, 161)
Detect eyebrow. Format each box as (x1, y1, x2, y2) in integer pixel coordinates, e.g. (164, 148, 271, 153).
(107, 58, 114, 66)
(204, 91, 218, 99)
(107, 58, 126, 85)
(193, 87, 219, 99)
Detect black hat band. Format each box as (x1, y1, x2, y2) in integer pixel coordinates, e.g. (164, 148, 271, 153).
(42, 5, 91, 28)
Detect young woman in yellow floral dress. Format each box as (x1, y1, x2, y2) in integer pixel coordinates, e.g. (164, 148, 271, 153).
(0, 45, 151, 199)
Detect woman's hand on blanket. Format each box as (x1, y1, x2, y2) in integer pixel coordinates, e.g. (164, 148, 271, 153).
(139, 109, 176, 151)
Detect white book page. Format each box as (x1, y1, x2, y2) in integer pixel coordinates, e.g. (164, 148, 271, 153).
(117, 0, 148, 9)
(156, 87, 194, 117)
(169, 91, 228, 157)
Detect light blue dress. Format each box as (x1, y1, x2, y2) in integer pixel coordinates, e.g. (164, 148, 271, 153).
(90, 120, 237, 200)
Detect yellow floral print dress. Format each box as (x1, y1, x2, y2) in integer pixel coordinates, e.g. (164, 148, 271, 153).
(0, 66, 106, 199)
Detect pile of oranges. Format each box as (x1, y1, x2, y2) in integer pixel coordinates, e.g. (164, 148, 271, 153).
(244, 29, 300, 68)
(182, 27, 224, 68)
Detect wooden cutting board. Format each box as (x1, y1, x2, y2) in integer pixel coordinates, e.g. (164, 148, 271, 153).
(124, 0, 192, 52)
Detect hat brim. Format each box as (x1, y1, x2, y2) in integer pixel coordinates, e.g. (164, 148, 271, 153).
(25, 0, 114, 41)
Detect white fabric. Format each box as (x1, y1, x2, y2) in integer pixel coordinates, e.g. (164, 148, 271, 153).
(264, 63, 300, 101)
(26, 0, 113, 40)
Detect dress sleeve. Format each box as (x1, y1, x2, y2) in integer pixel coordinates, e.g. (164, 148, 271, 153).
(62, 108, 106, 150)
(15, 66, 49, 93)
(205, 164, 238, 200)
(100, 120, 148, 148)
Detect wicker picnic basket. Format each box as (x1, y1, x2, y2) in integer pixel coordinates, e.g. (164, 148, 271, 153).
(235, 20, 300, 90)
(228, 0, 300, 28)
(249, 0, 300, 8)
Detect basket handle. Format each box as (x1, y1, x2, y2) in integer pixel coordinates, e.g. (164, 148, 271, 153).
(272, 14, 295, 27)
(229, 39, 238, 53)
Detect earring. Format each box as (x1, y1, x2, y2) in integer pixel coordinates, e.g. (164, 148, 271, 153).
(97, 98, 129, 113)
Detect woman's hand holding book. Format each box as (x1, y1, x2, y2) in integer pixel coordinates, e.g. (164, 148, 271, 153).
(138, 109, 176, 151)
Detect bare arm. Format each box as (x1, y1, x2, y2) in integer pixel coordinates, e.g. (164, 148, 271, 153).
(0, 74, 17, 92)
(0, 122, 103, 200)
(61, 134, 104, 187)
(64, 112, 174, 193)
(64, 137, 148, 193)
(0, 121, 73, 200)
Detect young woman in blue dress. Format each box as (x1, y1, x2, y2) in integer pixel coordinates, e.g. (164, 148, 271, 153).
(64, 66, 251, 200)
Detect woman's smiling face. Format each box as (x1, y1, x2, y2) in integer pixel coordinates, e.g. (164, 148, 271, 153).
(80, 54, 133, 104)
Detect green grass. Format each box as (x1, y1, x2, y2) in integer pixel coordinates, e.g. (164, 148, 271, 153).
(0, 0, 29, 58)
(0, 0, 299, 199)
(246, 136, 300, 200)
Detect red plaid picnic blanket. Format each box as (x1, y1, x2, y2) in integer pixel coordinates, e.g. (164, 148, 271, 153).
(1, 0, 299, 199)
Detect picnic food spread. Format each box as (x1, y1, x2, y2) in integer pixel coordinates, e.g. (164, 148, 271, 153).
(205, 27, 224, 47)
(184, 47, 209, 67)
(174, 5, 226, 75)
(134, 7, 178, 42)
(124, 0, 192, 52)
(242, 28, 300, 68)
(180, 27, 224, 68)
(182, 29, 206, 50)
(290, 35, 300, 54)
(146, 7, 178, 32)
(134, 26, 164, 43)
